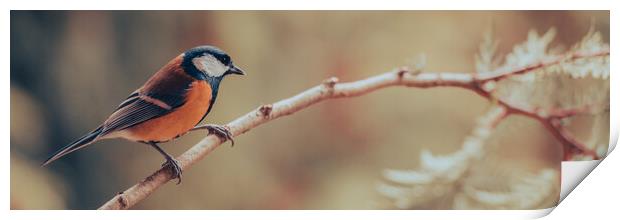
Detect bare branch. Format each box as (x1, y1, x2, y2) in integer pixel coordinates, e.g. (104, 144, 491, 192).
(477, 49, 609, 82)
(546, 118, 599, 160)
(98, 48, 607, 210)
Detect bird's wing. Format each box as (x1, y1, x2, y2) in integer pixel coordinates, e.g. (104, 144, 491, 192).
(99, 91, 187, 136)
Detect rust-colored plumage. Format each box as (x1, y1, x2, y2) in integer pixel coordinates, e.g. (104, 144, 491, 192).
(120, 80, 213, 142)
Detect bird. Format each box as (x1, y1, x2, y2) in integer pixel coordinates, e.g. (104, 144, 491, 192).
(41, 45, 245, 184)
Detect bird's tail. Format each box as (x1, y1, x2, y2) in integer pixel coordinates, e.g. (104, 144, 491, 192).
(41, 126, 103, 166)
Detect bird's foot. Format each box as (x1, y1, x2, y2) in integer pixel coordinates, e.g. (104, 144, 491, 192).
(161, 157, 183, 184)
(192, 124, 235, 146)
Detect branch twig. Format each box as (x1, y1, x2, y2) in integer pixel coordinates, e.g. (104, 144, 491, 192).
(547, 118, 598, 160)
(98, 49, 607, 209)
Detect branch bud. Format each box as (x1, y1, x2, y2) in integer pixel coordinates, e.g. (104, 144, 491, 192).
(397, 67, 409, 78)
(259, 104, 273, 117)
(322, 77, 339, 89)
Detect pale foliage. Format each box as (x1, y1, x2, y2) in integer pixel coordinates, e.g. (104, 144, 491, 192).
(454, 168, 559, 209)
(492, 27, 609, 157)
(492, 28, 609, 116)
(378, 27, 608, 209)
(377, 106, 511, 209)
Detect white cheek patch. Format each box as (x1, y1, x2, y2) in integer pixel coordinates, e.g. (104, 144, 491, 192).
(192, 54, 228, 77)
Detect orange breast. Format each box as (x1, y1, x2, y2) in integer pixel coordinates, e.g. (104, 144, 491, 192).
(124, 81, 212, 142)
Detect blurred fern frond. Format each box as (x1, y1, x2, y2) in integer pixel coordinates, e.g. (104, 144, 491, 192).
(378, 27, 608, 209)
(492, 28, 609, 115)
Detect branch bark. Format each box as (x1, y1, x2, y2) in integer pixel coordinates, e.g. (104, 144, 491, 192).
(98, 49, 608, 210)
(547, 118, 598, 160)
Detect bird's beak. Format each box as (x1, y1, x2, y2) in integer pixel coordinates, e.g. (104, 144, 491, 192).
(228, 65, 245, 75)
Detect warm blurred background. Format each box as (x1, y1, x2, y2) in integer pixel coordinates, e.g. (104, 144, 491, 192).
(10, 11, 609, 209)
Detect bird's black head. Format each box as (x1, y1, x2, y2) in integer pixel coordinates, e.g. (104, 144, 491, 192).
(181, 45, 245, 80)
